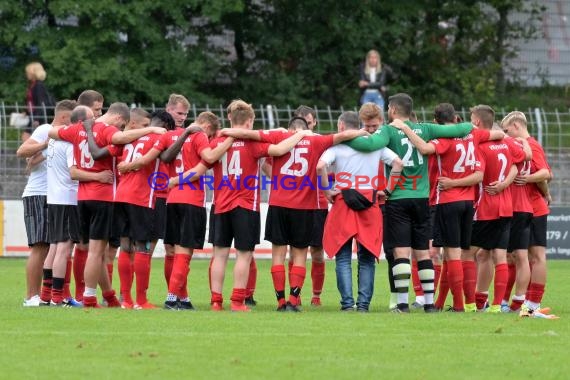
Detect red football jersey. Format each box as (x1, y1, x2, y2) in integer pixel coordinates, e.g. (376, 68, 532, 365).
(428, 155, 438, 206)
(210, 137, 270, 214)
(259, 130, 334, 209)
(167, 131, 210, 207)
(526, 137, 550, 217)
(504, 137, 533, 214)
(153, 127, 185, 198)
(473, 141, 514, 221)
(58, 121, 120, 202)
(115, 134, 161, 208)
(431, 128, 490, 204)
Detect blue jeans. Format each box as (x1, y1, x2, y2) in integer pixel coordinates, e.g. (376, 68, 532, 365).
(360, 89, 384, 109)
(335, 240, 376, 310)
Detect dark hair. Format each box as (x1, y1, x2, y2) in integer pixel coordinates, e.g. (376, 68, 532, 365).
(77, 90, 103, 107)
(150, 110, 175, 131)
(388, 93, 413, 117)
(339, 111, 360, 130)
(288, 116, 309, 130)
(294, 105, 317, 120)
(434, 103, 456, 124)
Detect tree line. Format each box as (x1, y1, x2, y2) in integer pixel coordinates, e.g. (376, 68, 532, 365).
(0, 0, 544, 109)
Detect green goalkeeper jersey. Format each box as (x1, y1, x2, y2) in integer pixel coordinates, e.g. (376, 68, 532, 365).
(344, 121, 473, 200)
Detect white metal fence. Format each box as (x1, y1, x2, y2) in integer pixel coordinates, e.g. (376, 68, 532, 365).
(2, 102, 569, 204)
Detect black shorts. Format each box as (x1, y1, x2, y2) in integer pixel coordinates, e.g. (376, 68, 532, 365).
(471, 217, 511, 250)
(164, 203, 207, 249)
(508, 212, 533, 252)
(529, 214, 547, 247)
(115, 202, 155, 243)
(23, 195, 49, 246)
(152, 197, 167, 240)
(77, 200, 114, 243)
(213, 207, 260, 252)
(109, 202, 120, 248)
(208, 205, 215, 244)
(384, 198, 430, 250)
(47, 204, 80, 244)
(429, 205, 437, 240)
(433, 200, 474, 250)
(310, 209, 328, 248)
(265, 206, 314, 248)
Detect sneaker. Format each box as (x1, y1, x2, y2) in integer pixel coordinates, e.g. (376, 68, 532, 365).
(62, 297, 83, 308)
(211, 302, 224, 311)
(445, 306, 464, 312)
(464, 303, 476, 312)
(395, 303, 410, 313)
(230, 301, 251, 312)
(276, 304, 287, 312)
(134, 302, 157, 310)
(341, 305, 356, 312)
(487, 304, 501, 313)
(519, 304, 533, 317)
(121, 301, 134, 309)
(423, 304, 438, 313)
(50, 301, 64, 307)
(356, 307, 369, 313)
(533, 309, 559, 319)
(412, 301, 424, 309)
(164, 300, 178, 310)
(311, 296, 322, 307)
(178, 300, 195, 311)
(244, 296, 257, 307)
(23, 295, 41, 307)
(500, 302, 511, 313)
(285, 302, 301, 313)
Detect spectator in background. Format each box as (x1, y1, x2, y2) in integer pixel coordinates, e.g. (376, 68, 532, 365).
(22, 62, 55, 142)
(358, 50, 394, 110)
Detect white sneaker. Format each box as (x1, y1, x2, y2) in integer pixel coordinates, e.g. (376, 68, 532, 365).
(23, 295, 41, 307)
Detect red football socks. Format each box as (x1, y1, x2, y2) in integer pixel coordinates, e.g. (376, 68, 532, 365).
(40, 269, 53, 303)
(434, 263, 442, 292)
(168, 254, 191, 299)
(106, 263, 114, 286)
(311, 261, 325, 296)
(435, 261, 449, 309)
(164, 255, 174, 286)
(246, 258, 257, 298)
(447, 259, 464, 311)
(475, 291, 488, 310)
(462, 260, 477, 304)
(492, 263, 508, 305)
(526, 282, 545, 304)
(134, 252, 151, 305)
(73, 247, 88, 301)
(118, 251, 134, 304)
(504, 263, 516, 302)
(103, 289, 121, 307)
(271, 265, 286, 306)
(289, 266, 306, 306)
(411, 259, 424, 296)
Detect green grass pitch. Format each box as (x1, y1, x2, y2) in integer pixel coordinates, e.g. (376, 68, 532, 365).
(1, 258, 569, 379)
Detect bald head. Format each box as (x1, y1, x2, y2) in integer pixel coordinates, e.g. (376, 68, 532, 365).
(70, 105, 94, 123)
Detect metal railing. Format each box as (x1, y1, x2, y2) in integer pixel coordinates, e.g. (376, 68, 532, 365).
(2, 102, 569, 204)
